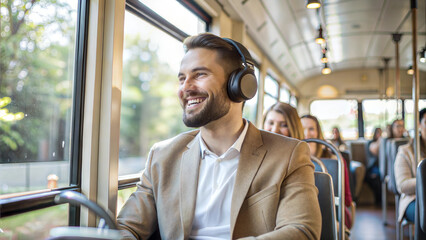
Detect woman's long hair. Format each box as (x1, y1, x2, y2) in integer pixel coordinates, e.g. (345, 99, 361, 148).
(301, 114, 331, 158)
(263, 102, 305, 140)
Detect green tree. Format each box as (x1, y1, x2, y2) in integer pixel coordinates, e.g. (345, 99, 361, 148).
(0, 0, 76, 162)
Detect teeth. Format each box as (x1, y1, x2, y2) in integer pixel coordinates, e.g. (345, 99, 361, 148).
(188, 98, 204, 106)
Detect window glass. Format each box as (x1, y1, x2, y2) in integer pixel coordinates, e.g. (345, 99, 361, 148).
(363, 99, 400, 139)
(119, 11, 199, 177)
(404, 99, 426, 132)
(139, 0, 206, 35)
(0, 204, 68, 239)
(310, 100, 358, 140)
(243, 66, 259, 124)
(117, 187, 137, 215)
(290, 95, 298, 107)
(0, 0, 78, 195)
(264, 75, 278, 98)
(263, 95, 277, 113)
(280, 87, 290, 103)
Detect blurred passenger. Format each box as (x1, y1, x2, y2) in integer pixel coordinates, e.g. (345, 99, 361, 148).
(263, 102, 304, 140)
(394, 108, 426, 222)
(387, 119, 406, 139)
(301, 114, 353, 229)
(366, 127, 383, 205)
(331, 126, 348, 151)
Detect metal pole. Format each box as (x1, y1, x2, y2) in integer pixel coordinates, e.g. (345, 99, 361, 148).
(392, 33, 402, 117)
(411, 0, 420, 163)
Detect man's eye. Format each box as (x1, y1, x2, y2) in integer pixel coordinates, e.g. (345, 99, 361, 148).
(195, 72, 206, 78)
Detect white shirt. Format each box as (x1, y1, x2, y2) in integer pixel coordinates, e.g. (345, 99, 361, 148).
(189, 120, 249, 240)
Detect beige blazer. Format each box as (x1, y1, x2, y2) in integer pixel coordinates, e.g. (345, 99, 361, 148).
(394, 142, 421, 222)
(117, 123, 321, 240)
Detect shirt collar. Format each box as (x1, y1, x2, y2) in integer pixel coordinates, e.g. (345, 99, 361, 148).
(199, 119, 249, 159)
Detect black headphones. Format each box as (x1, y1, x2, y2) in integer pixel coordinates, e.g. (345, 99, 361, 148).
(222, 38, 258, 102)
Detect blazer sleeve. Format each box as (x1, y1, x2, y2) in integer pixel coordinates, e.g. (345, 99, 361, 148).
(117, 145, 159, 240)
(239, 141, 321, 240)
(394, 146, 416, 195)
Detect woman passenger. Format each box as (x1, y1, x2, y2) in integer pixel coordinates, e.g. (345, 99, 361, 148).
(394, 108, 426, 223)
(263, 102, 304, 140)
(300, 114, 353, 229)
(366, 127, 383, 205)
(387, 119, 406, 139)
(331, 126, 348, 151)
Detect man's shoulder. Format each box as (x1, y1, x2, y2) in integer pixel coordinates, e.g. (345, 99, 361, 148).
(154, 129, 199, 150)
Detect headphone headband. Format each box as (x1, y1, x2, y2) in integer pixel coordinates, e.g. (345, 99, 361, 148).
(222, 38, 254, 69)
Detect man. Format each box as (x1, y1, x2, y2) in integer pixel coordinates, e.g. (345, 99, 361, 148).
(117, 33, 321, 240)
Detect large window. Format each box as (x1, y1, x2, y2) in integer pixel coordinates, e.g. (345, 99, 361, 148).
(119, 2, 206, 177)
(310, 99, 358, 140)
(263, 74, 279, 111)
(363, 99, 401, 139)
(404, 99, 426, 133)
(0, 0, 79, 195)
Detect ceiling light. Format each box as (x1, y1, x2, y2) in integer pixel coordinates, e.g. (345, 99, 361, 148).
(321, 53, 328, 63)
(321, 63, 331, 75)
(407, 65, 414, 75)
(315, 26, 325, 45)
(420, 48, 426, 63)
(306, 0, 321, 9)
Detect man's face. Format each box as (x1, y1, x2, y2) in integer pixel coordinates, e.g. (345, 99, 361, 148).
(177, 48, 230, 128)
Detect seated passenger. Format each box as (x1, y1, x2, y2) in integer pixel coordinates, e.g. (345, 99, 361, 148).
(117, 33, 321, 240)
(263, 102, 304, 140)
(366, 127, 382, 205)
(301, 114, 353, 229)
(331, 126, 347, 152)
(387, 119, 406, 139)
(394, 108, 426, 223)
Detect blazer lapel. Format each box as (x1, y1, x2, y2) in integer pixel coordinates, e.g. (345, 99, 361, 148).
(180, 133, 201, 239)
(230, 123, 266, 233)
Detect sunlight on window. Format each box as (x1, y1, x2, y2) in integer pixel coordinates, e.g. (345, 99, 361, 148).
(363, 99, 401, 139)
(310, 100, 358, 140)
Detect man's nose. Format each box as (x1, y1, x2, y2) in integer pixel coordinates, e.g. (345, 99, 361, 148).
(180, 78, 194, 92)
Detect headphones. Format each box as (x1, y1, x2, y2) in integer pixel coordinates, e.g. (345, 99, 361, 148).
(222, 38, 258, 102)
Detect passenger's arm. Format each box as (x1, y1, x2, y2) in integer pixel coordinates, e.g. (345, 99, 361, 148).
(394, 148, 416, 195)
(117, 146, 158, 240)
(239, 141, 321, 240)
(369, 139, 380, 156)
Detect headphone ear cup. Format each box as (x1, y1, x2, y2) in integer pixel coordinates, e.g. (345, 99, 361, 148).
(227, 68, 257, 102)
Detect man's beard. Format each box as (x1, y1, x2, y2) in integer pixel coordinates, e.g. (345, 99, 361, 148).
(182, 87, 230, 128)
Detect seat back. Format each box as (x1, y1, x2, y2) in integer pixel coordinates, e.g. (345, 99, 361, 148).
(378, 137, 389, 182)
(387, 138, 409, 194)
(416, 159, 426, 239)
(315, 172, 338, 240)
(348, 141, 367, 166)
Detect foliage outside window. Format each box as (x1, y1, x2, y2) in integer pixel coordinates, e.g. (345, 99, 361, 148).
(310, 99, 358, 140)
(0, 0, 78, 195)
(0, 204, 69, 239)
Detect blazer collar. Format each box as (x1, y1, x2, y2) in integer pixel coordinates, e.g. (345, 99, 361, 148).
(180, 132, 201, 239)
(230, 123, 266, 234)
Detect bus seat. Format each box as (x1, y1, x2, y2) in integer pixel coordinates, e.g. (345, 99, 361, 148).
(315, 172, 338, 240)
(387, 138, 411, 240)
(379, 137, 390, 225)
(348, 141, 368, 166)
(416, 159, 426, 239)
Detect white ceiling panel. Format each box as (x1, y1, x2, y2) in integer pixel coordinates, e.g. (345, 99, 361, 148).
(291, 45, 314, 71)
(222, 0, 426, 86)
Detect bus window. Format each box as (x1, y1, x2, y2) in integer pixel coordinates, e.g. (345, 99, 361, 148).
(263, 74, 279, 110)
(0, 0, 79, 196)
(280, 87, 290, 103)
(119, 4, 205, 178)
(404, 99, 426, 133)
(0, 204, 69, 239)
(310, 99, 358, 140)
(363, 99, 401, 139)
(243, 66, 260, 124)
(290, 95, 298, 107)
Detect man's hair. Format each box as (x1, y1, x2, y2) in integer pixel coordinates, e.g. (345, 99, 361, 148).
(263, 102, 305, 140)
(183, 33, 243, 77)
(420, 108, 426, 122)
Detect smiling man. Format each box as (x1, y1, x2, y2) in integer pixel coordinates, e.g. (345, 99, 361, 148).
(117, 33, 321, 240)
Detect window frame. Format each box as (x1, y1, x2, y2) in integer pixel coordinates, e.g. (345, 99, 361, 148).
(0, 0, 89, 226)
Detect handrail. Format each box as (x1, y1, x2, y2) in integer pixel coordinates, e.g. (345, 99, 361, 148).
(303, 138, 345, 240)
